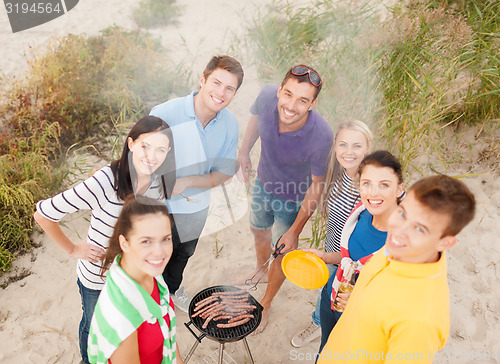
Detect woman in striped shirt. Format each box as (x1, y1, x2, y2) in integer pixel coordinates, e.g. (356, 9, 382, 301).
(88, 195, 182, 364)
(291, 119, 372, 348)
(34, 115, 175, 364)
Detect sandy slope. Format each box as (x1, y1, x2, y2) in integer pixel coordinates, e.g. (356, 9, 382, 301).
(0, 1, 499, 363)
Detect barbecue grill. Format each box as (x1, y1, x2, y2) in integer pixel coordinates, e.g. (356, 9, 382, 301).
(184, 285, 263, 364)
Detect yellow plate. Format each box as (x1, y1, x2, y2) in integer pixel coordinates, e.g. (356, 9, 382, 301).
(281, 250, 329, 289)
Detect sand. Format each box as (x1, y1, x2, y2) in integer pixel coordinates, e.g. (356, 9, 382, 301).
(0, 1, 499, 363)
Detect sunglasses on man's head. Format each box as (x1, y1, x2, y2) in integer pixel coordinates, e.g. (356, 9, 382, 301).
(291, 66, 322, 87)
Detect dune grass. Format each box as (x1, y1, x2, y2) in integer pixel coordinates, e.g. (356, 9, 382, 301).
(0, 27, 191, 273)
(133, 0, 180, 29)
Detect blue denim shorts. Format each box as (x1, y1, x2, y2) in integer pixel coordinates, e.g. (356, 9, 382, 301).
(249, 177, 302, 247)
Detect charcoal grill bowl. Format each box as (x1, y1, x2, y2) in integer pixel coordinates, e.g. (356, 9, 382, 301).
(186, 285, 262, 343)
(183, 285, 262, 363)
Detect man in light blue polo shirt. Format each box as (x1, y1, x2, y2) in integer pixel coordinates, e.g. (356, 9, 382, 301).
(150, 55, 244, 311)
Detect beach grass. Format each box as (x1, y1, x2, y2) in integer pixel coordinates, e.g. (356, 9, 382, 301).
(0, 123, 62, 271)
(0, 26, 191, 273)
(133, 0, 180, 29)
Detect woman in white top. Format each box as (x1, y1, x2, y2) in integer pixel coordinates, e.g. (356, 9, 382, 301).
(34, 115, 175, 364)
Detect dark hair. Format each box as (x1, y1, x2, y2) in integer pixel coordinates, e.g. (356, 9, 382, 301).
(409, 175, 475, 237)
(100, 195, 173, 276)
(359, 150, 404, 184)
(203, 55, 244, 90)
(110, 116, 176, 201)
(281, 64, 323, 99)
(358, 150, 404, 202)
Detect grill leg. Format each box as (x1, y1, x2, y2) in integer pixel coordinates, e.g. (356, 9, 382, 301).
(218, 342, 225, 364)
(183, 339, 200, 363)
(242, 337, 255, 364)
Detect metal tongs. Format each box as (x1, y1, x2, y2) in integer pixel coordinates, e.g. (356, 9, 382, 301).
(245, 241, 285, 291)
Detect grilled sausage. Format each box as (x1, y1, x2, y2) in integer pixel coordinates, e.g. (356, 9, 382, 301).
(217, 317, 251, 328)
(220, 296, 249, 303)
(202, 311, 222, 329)
(199, 303, 228, 319)
(228, 314, 254, 323)
(193, 302, 222, 318)
(224, 304, 256, 312)
(213, 315, 233, 321)
(194, 295, 218, 310)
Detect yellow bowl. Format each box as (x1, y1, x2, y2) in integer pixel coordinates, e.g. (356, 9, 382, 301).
(281, 250, 329, 290)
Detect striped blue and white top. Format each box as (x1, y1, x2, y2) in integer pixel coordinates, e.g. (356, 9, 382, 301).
(36, 165, 162, 290)
(324, 171, 361, 253)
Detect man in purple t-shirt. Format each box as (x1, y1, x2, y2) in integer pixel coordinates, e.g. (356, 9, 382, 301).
(237, 65, 333, 333)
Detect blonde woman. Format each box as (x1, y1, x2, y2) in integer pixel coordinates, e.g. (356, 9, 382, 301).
(291, 119, 372, 347)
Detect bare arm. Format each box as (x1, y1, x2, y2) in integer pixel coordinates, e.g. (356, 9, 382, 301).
(280, 174, 326, 253)
(176, 343, 185, 364)
(171, 120, 246, 195)
(109, 330, 140, 364)
(33, 211, 104, 262)
(173, 113, 260, 193)
(237, 114, 260, 183)
(302, 248, 341, 265)
(172, 170, 232, 196)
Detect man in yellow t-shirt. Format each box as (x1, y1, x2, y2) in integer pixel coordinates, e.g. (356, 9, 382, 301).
(318, 175, 476, 363)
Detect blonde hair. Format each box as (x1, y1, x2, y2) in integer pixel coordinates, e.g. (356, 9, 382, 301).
(320, 119, 373, 217)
